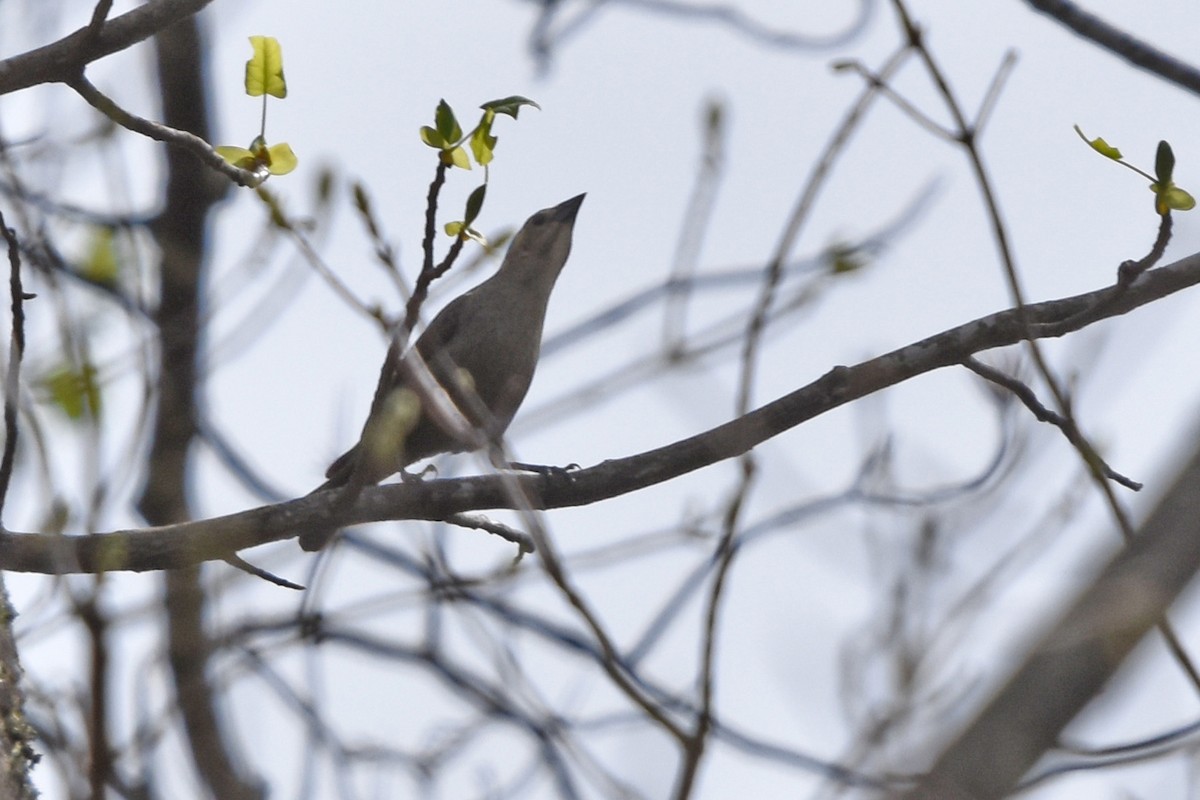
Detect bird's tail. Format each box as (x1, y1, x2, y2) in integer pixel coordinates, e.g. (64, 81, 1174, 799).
(298, 448, 357, 551)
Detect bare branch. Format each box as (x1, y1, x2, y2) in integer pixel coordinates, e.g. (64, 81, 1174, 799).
(0, 0, 215, 96)
(962, 357, 1140, 490)
(5, 248, 1200, 573)
(66, 73, 263, 188)
(1024, 0, 1200, 97)
(908, 439, 1200, 798)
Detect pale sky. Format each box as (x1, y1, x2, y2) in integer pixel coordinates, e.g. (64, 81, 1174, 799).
(9, 1, 1200, 797)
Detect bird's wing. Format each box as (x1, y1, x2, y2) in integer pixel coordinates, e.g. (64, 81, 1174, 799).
(414, 292, 469, 358)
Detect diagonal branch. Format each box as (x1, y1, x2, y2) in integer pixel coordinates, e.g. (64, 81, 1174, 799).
(3, 249, 1200, 574)
(1023, 0, 1200, 97)
(907, 436, 1200, 799)
(0, 0, 215, 96)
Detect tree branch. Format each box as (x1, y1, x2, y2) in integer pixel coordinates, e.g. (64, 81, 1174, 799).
(1023, 0, 1200, 97)
(67, 73, 262, 187)
(4, 249, 1200, 574)
(0, 0, 215, 96)
(907, 432, 1200, 798)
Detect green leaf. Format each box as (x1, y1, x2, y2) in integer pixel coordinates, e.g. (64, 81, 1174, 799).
(1074, 124, 1121, 160)
(1155, 140, 1176, 185)
(481, 96, 541, 119)
(463, 184, 486, 225)
(245, 36, 287, 98)
(434, 100, 462, 144)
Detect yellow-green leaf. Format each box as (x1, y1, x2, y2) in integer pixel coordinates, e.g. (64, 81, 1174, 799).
(245, 36, 287, 99)
(1152, 182, 1196, 214)
(265, 142, 298, 175)
(1074, 124, 1121, 160)
(419, 125, 446, 149)
(42, 362, 101, 421)
(441, 145, 471, 170)
(83, 227, 118, 285)
(217, 139, 296, 177)
(1167, 186, 1196, 211)
(216, 145, 258, 170)
(470, 122, 497, 166)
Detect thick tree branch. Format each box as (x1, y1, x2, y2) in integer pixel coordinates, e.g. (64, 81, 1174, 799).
(138, 16, 264, 800)
(0, 0, 215, 96)
(3, 249, 1200, 574)
(907, 431, 1200, 799)
(0, 576, 37, 799)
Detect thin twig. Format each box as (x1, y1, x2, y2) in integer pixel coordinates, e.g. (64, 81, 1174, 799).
(351, 181, 408, 301)
(66, 73, 262, 188)
(223, 555, 304, 590)
(407, 161, 453, 336)
(256, 188, 385, 328)
(662, 97, 726, 354)
(444, 512, 534, 556)
(963, 357, 1140, 490)
(832, 58, 954, 142)
(86, 0, 115, 40)
(973, 50, 1018, 134)
(740, 44, 913, 416)
(672, 458, 751, 799)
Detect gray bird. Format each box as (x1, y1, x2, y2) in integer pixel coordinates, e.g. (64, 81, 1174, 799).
(300, 193, 584, 551)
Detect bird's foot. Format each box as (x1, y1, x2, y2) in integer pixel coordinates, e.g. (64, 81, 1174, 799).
(508, 461, 580, 478)
(399, 464, 439, 482)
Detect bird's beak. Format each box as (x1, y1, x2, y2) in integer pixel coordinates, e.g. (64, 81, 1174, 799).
(552, 193, 586, 222)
